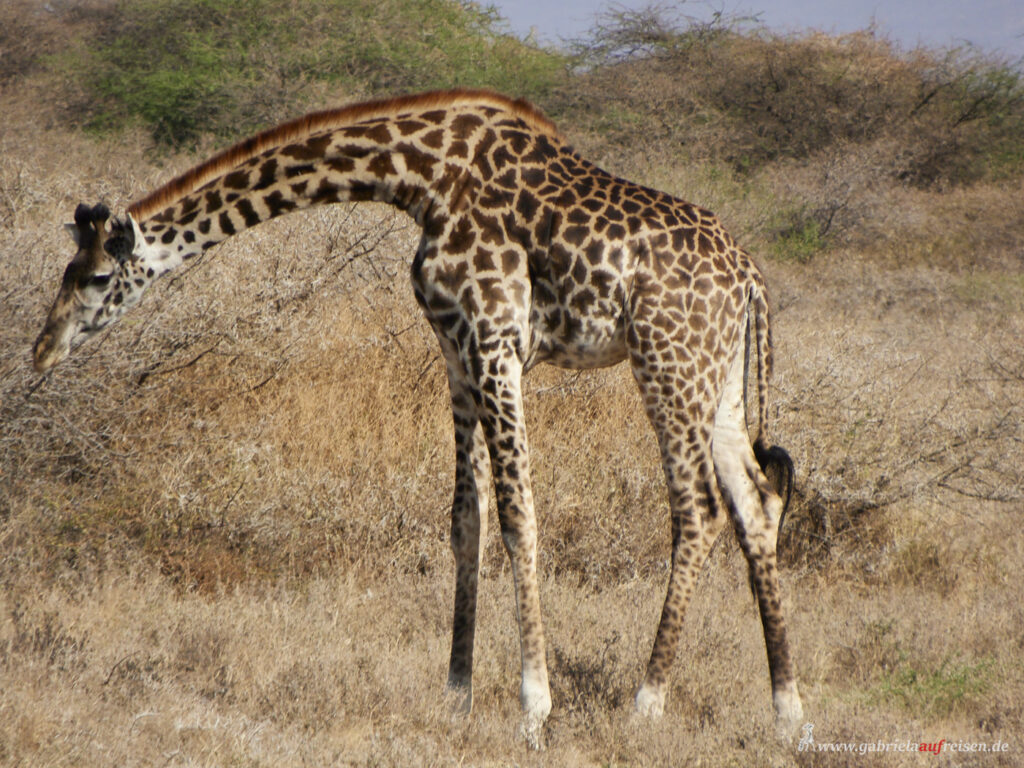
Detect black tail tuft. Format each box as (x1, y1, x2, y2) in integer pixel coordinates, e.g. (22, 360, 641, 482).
(754, 439, 795, 536)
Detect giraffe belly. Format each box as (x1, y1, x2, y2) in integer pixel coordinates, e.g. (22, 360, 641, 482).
(524, 306, 628, 371)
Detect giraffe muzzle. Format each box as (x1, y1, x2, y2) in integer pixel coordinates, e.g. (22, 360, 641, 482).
(32, 322, 72, 374)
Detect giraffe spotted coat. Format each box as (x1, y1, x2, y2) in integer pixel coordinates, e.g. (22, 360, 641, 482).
(33, 90, 803, 746)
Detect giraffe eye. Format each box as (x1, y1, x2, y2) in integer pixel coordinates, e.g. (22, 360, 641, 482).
(87, 274, 112, 288)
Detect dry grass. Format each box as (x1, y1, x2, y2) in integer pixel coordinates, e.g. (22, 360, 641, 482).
(3, 58, 1024, 768)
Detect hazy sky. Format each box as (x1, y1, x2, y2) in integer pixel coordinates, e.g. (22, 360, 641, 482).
(489, 0, 1024, 59)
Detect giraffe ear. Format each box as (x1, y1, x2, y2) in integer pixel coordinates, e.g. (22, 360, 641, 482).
(64, 222, 84, 247)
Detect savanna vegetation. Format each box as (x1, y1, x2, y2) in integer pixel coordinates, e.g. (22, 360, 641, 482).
(1, 1, 1022, 765)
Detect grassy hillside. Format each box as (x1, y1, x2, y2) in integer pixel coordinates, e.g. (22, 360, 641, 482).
(5, 0, 565, 147)
(1, 2, 1023, 765)
(562, 7, 1024, 184)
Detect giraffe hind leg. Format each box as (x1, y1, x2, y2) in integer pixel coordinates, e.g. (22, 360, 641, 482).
(712, 349, 803, 733)
(631, 355, 729, 717)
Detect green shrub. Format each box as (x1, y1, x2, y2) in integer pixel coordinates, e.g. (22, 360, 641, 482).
(769, 207, 827, 263)
(64, 0, 566, 147)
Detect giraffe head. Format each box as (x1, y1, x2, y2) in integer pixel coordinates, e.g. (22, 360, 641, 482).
(32, 202, 146, 373)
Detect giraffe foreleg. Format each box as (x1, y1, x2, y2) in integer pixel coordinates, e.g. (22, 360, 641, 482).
(469, 342, 551, 747)
(444, 372, 490, 713)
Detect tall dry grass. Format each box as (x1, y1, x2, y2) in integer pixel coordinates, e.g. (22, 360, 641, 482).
(2, 29, 1024, 768)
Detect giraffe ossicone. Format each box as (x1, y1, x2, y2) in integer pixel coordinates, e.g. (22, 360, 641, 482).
(33, 89, 803, 744)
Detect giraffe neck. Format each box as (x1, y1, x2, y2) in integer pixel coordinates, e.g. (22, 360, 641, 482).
(132, 116, 460, 273)
(127, 89, 559, 276)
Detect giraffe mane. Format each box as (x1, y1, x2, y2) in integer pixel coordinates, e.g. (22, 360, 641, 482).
(127, 89, 563, 223)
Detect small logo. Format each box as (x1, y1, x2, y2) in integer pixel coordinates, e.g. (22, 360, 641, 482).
(797, 723, 815, 752)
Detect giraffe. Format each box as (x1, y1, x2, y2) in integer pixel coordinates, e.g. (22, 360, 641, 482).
(32, 89, 803, 745)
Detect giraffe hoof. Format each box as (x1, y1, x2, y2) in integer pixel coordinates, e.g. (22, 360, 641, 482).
(444, 679, 473, 715)
(634, 683, 665, 718)
(518, 679, 551, 749)
(773, 686, 803, 740)
(519, 713, 546, 750)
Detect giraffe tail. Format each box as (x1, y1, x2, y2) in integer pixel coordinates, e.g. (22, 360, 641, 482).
(747, 281, 794, 533)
